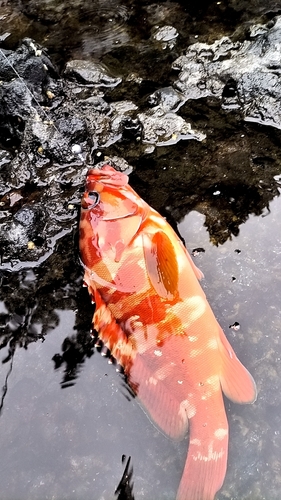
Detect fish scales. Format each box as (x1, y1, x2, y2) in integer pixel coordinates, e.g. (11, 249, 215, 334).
(79, 164, 257, 500)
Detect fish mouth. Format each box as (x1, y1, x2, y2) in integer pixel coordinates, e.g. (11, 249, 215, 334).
(86, 164, 129, 189)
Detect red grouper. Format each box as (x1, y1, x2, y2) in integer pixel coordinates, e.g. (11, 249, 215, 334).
(79, 164, 257, 500)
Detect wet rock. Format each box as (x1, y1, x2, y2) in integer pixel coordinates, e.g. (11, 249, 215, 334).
(64, 60, 122, 88)
(0, 205, 46, 263)
(0, 39, 61, 143)
(138, 109, 206, 147)
(137, 85, 206, 147)
(152, 25, 178, 49)
(153, 25, 178, 43)
(148, 86, 186, 113)
(172, 16, 281, 129)
(0, 150, 13, 195)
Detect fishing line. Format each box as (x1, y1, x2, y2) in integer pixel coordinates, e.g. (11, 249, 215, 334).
(0, 45, 61, 133)
(0, 42, 84, 160)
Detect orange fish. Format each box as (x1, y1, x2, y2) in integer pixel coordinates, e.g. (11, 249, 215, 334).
(79, 164, 256, 500)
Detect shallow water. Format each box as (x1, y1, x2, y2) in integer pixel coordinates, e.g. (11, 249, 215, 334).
(0, 194, 281, 500)
(1, 1, 281, 499)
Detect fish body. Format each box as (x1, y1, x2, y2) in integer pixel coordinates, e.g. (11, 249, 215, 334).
(79, 164, 256, 500)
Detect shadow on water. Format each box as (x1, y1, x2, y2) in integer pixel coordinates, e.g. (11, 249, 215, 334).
(0, 0, 281, 499)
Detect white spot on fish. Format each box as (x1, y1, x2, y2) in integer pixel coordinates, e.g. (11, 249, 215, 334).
(188, 335, 198, 342)
(178, 380, 183, 384)
(214, 428, 228, 440)
(190, 349, 201, 358)
(207, 338, 217, 350)
(154, 349, 162, 357)
(154, 365, 169, 381)
(206, 375, 220, 390)
(201, 390, 213, 400)
(148, 376, 158, 386)
(174, 296, 206, 328)
(190, 438, 201, 446)
(192, 442, 224, 462)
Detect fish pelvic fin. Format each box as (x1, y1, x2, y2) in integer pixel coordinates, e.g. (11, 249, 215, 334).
(129, 353, 189, 440)
(218, 326, 257, 404)
(176, 394, 228, 500)
(92, 289, 136, 372)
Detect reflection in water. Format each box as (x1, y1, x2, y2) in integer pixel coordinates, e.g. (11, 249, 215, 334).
(0, 351, 14, 416)
(115, 455, 135, 500)
(52, 330, 95, 388)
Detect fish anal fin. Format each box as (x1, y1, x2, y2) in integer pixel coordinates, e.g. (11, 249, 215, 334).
(218, 327, 257, 404)
(143, 231, 179, 300)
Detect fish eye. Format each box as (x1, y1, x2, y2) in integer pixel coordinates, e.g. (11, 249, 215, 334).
(87, 191, 100, 207)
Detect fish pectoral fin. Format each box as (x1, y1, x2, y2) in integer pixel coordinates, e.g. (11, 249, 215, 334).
(143, 231, 179, 300)
(218, 327, 257, 404)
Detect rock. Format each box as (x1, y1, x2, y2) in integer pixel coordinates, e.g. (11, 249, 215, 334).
(138, 108, 206, 146)
(172, 16, 281, 129)
(64, 60, 122, 88)
(153, 25, 178, 43)
(138, 86, 206, 146)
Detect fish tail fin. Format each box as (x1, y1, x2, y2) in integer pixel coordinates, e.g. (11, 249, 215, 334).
(92, 289, 136, 371)
(218, 327, 257, 404)
(176, 397, 228, 500)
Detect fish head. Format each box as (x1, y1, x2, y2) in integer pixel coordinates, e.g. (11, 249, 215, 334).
(80, 164, 146, 269)
(81, 164, 139, 219)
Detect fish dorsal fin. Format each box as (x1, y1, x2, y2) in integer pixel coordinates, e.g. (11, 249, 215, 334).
(218, 326, 257, 404)
(143, 231, 179, 300)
